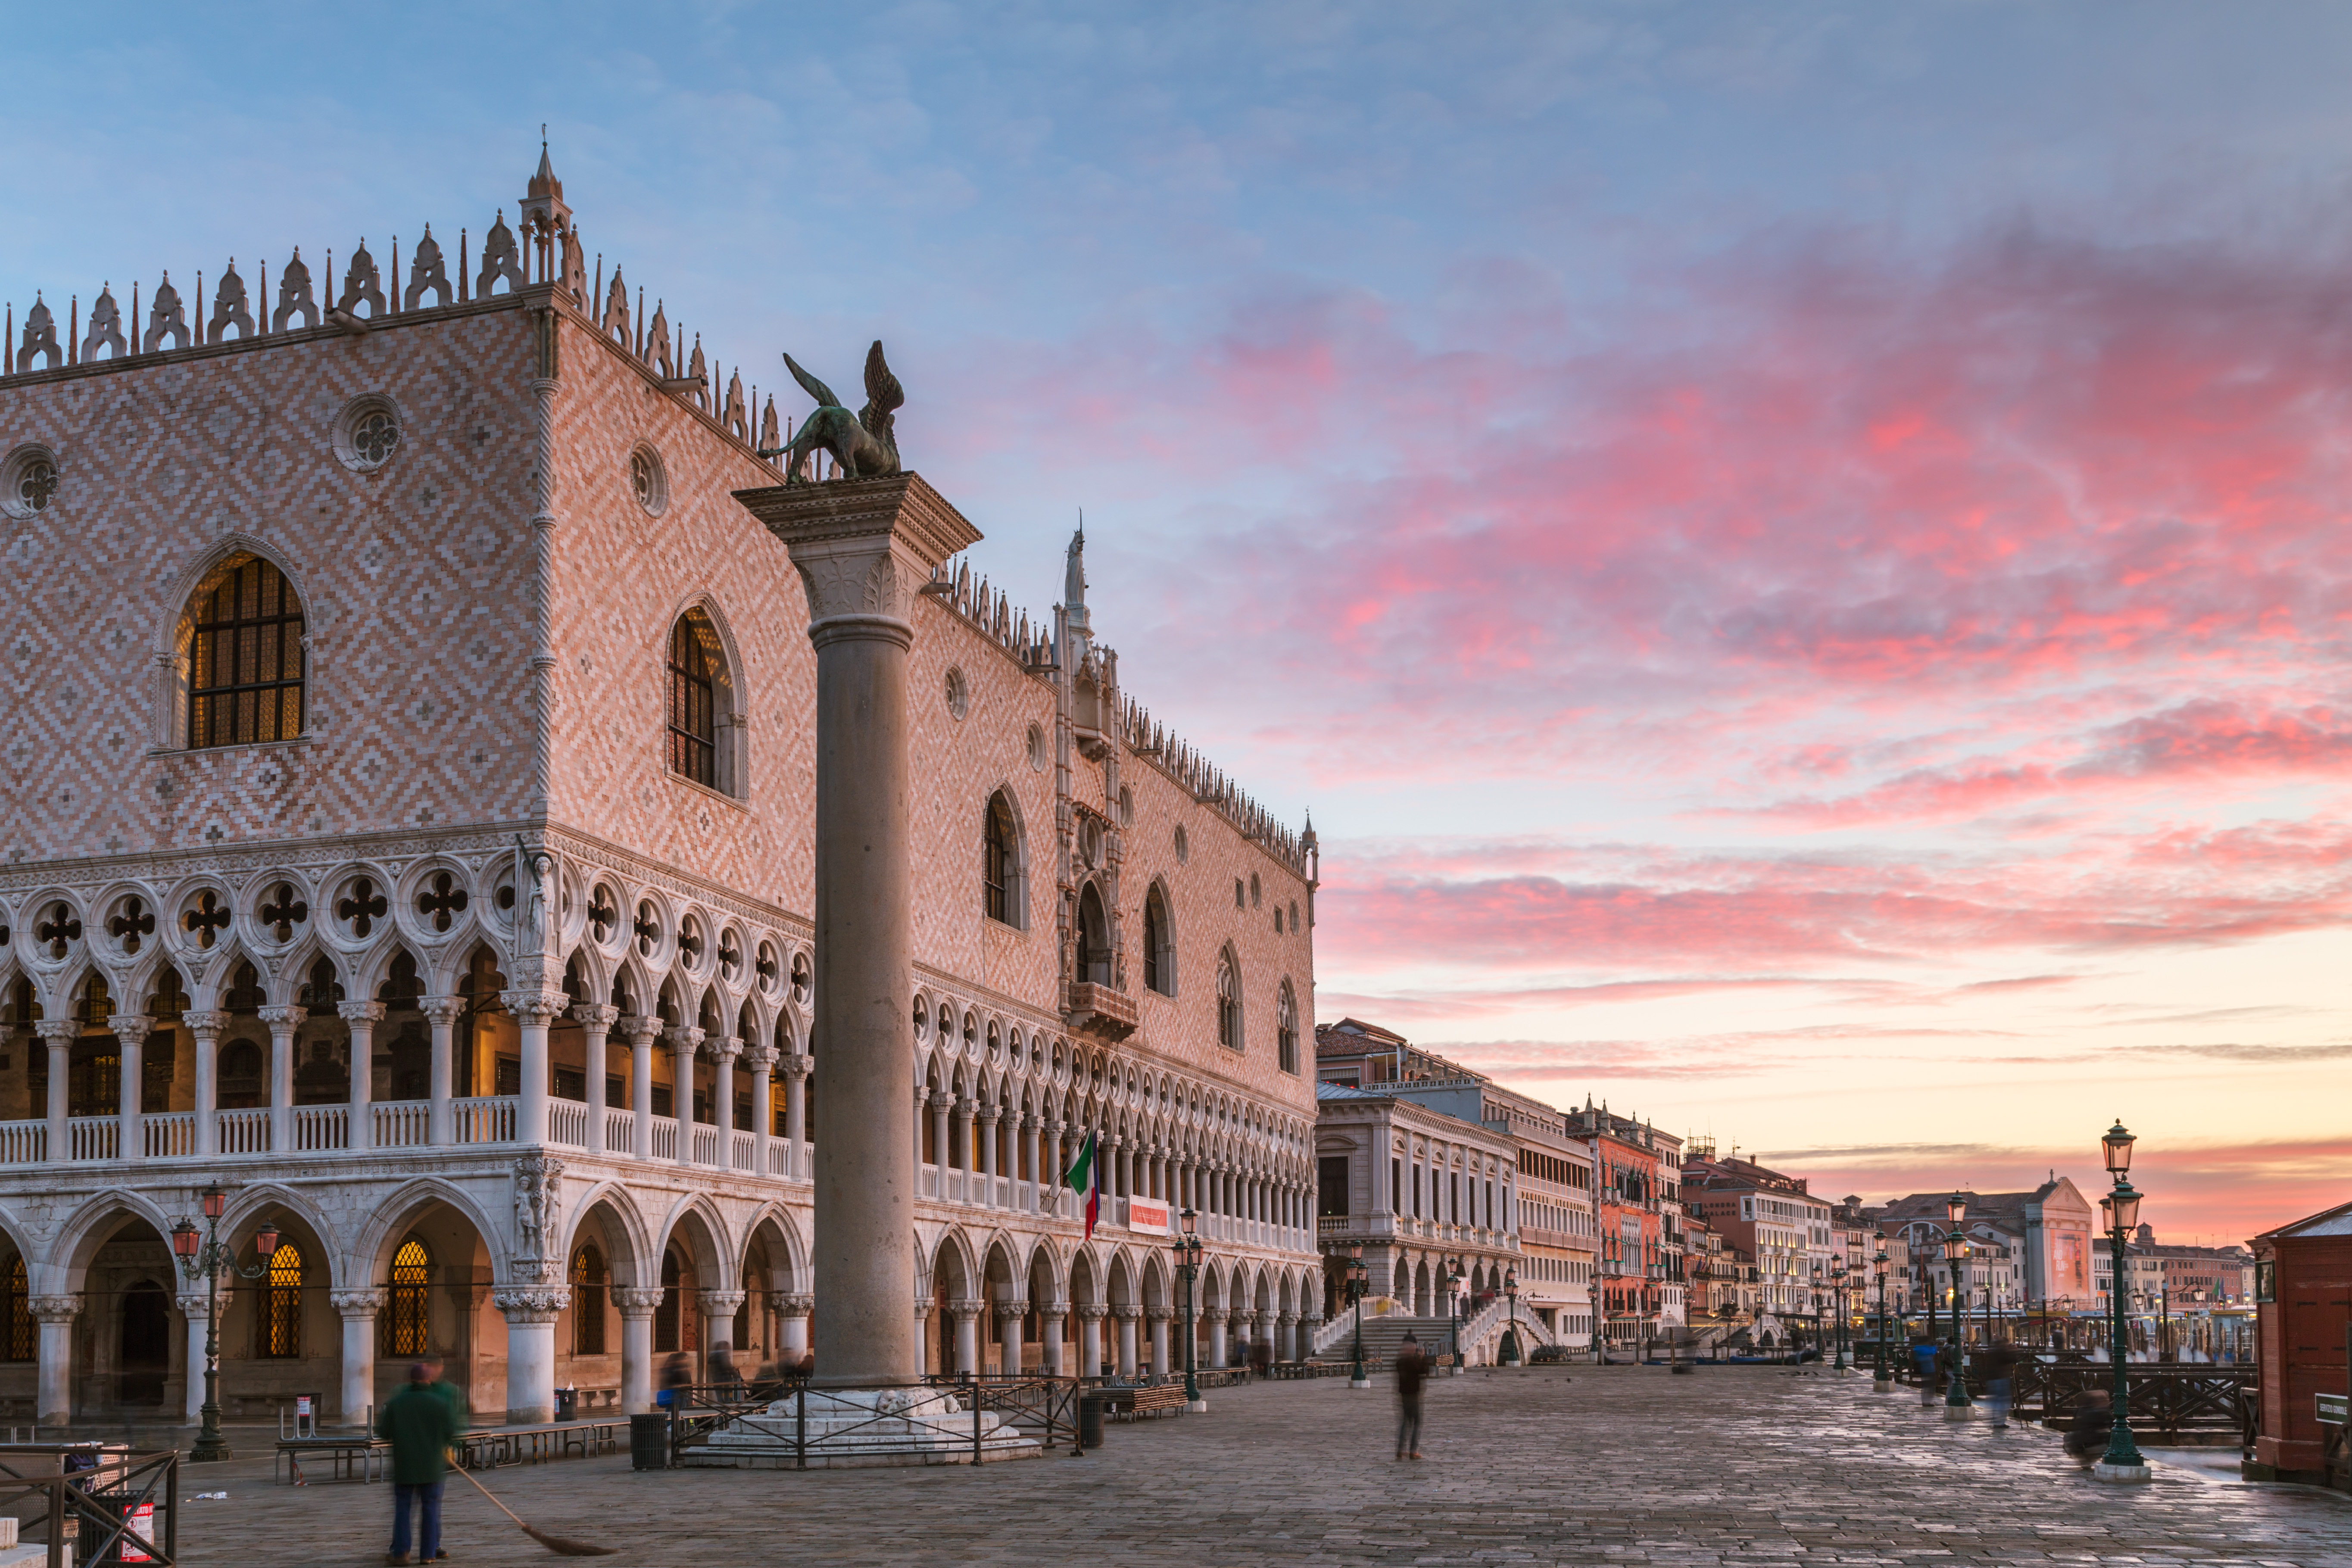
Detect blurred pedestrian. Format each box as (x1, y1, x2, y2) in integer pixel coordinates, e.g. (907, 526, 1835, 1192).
(1911, 1335, 1939, 1407)
(656, 1351, 692, 1411)
(2064, 1387, 2114, 1464)
(1980, 1341, 2021, 1430)
(1248, 1336, 1272, 1381)
(1394, 1331, 1429, 1461)
(379, 1361, 462, 1567)
(708, 1342, 742, 1395)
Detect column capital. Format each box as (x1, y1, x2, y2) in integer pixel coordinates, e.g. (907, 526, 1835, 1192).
(705, 1035, 743, 1064)
(1037, 1298, 1070, 1319)
(109, 1013, 154, 1047)
(741, 1042, 779, 1074)
(33, 1019, 76, 1045)
(500, 989, 570, 1027)
(179, 1009, 230, 1040)
(778, 1292, 814, 1315)
(975, 1105, 1001, 1125)
(994, 1298, 1029, 1322)
(28, 1295, 79, 1323)
(337, 1001, 387, 1026)
(419, 995, 466, 1027)
(663, 1025, 705, 1051)
(492, 1286, 570, 1323)
(698, 1289, 748, 1315)
(176, 1290, 218, 1318)
(611, 1286, 665, 1317)
(570, 1003, 621, 1032)
(331, 1288, 386, 1318)
(1111, 1302, 1141, 1320)
(947, 1297, 986, 1323)
(731, 472, 983, 634)
(1144, 1304, 1173, 1322)
(617, 1013, 663, 1045)
(256, 1005, 307, 1031)
(1199, 1306, 1228, 1323)
(782, 1052, 813, 1078)
(1076, 1302, 1110, 1322)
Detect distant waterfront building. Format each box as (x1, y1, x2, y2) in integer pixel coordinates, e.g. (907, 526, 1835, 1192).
(1565, 1103, 1682, 1346)
(1681, 1151, 1830, 1335)
(1880, 1179, 2097, 1318)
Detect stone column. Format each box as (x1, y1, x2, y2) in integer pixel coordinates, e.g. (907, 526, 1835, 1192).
(736, 472, 979, 1388)
(664, 1026, 703, 1164)
(613, 1286, 664, 1412)
(949, 1300, 984, 1377)
(700, 1291, 746, 1378)
(1147, 1306, 1172, 1376)
(710, 1037, 741, 1169)
(778, 1293, 814, 1362)
(177, 1290, 219, 1423)
(975, 1105, 999, 1207)
(782, 1052, 810, 1177)
(995, 1300, 1025, 1377)
(503, 990, 567, 1147)
(1303, 1312, 1325, 1362)
(32, 1295, 78, 1426)
(1115, 1305, 1140, 1376)
(332, 1289, 384, 1426)
(574, 1004, 619, 1147)
(1021, 1116, 1041, 1209)
(929, 1093, 951, 1185)
(340, 1001, 384, 1153)
(744, 1042, 777, 1178)
(494, 1286, 568, 1424)
(1039, 1302, 1067, 1377)
(112, 1013, 152, 1161)
(257, 1005, 306, 1154)
(36, 1019, 72, 1164)
(622, 1016, 659, 1160)
(421, 996, 463, 1146)
(1279, 1309, 1299, 1363)
(1204, 1306, 1228, 1371)
(1078, 1303, 1107, 1379)
(183, 1010, 227, 1158)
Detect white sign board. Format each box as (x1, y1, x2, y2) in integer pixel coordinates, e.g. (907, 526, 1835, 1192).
(1128, 1197, 1171, 1235)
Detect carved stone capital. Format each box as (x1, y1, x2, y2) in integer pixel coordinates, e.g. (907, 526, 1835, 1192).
(109, 1013, 154, 1047)
(179, 1010, 231, 1041)
(28, 1295, 80, 1323)
(947, 1297, 986, 1323)
(500, 989, 570, 1028)
(30, 1019, 78, 1046)
(663, 1025, 705, 1052)
(741, 1043, 780, 1074)
(492, 1286, 570, 1323)
(177, 1291, 218, 1319)
(611, 1286, 665, 1317)
(1037, 1300, 1068, 1321)
(781, 1052, 813, 1078)
(1111, 1302, 1142, 1320)
(733, 472, 982, 635)
(778, 1293, 814, 1316)
(331, 1288, 386, 1319)
(570, 1003, 621, 1033)
(993, 1298, 1029, 1322)
(419, 995, 466, 1028)
(698, 1290, 747, 1315)
(705, 1035, 743, 1064)
(1145, 1304, 1173, 1322)
(1278, 1310, 1299, 1325)
(337, 1001, 387, 1026)
(256, 1005, 308, 1032)
(1076, 1303, 1110, 1322)
(618, 1014, 663, 1046)
(1199, 1306, 1228, 1323)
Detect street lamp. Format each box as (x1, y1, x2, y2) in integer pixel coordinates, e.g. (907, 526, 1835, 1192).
(1341, 1244, 1371, 1389)
(1809, 1263, 1826, 1364)
(1498, 1269, 1522, 1365)
(1444, 1263, 1464, 1374)
(1831, 1257, 1850, 1372)
(170, 1188, 281, 1462)
(1871, 1245, 1893, 1392)
(1171, 1208, 1204, 1409)
(1942, 1191, 1971, 1415)
(2096, 1121, 2150, 1483)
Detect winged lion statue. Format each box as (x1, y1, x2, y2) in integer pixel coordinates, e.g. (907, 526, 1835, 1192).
(773, 340, 904, 482)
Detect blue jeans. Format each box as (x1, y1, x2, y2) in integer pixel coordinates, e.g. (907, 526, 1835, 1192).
(393, 1479, 444, 1560)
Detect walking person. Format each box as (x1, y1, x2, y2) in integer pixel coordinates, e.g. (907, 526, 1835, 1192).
(1248, 1335, 1273, 1381)
(655, 1351, 692, 1411)
(379, 1361, 464, 1566)
(1394, 1331, 1429, 1461)
(2063, 1387, 2114, 1465)
(1980, 1340, 2021, 1430)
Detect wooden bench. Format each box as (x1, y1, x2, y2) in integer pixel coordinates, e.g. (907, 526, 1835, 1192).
(1107, 1385, 1189, 1421)
(274, 1437, 389, 1485)
(458, 1418, 624, 1470)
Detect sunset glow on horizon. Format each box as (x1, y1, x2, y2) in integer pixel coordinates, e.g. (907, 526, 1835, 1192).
(12, 3, 2343, 1244)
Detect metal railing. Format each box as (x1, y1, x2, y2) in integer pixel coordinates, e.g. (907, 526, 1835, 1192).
(0, 1446, 180, 1567)
(665, 1374, 1082, 1468)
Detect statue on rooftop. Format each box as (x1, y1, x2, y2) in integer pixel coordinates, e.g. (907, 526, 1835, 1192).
(774, 340, 903, 482)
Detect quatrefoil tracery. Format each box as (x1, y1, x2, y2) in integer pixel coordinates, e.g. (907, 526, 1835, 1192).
(108, 896, 156, 955)
(337, 877, 389, 938)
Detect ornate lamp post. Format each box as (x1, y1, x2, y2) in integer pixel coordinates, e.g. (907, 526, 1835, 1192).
(1942, 1192, 1972, 1415)
(1871, 1245, 1893, 1391)
(1809, 1265, 1825, 1364)
(1171, 1208, 1204, 1409)
(1444, 1263, 1464, 1374)
(1342, 1244, 1371, 1389)
(1831, 1257, 1850, 1372)
(1499, 1269, 1521, 1365)
(170, 1189, 280, 1463)
(2095, 1121, 2151, 1483)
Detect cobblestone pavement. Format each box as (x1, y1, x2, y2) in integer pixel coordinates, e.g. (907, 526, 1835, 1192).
(177, 1367, 2352, 1566)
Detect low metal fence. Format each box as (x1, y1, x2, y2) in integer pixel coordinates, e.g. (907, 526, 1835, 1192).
(668, 1375, 1082, 1468)
(0, 1445, 179, 1567)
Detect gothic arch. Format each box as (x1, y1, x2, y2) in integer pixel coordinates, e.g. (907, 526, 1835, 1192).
(352, 1177, 512, 1287)
(658, 594, 749, 798)
(153, 534, 316, 751)
(982, 785, 1031, 931)
(559, 1181, 653, 1290)
(650, 1193, 736, 1294)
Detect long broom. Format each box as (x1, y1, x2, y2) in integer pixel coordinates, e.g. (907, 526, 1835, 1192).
(450, 1460, 618, 1556)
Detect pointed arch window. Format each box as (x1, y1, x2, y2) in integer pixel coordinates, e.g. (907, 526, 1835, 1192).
(572, 1244, 608, 1356)
(0, 1256, 28, 1362)
(983, 792, 1020, 927)
(382, 1238, 431, 1357)
(1276, 981, 1299, 1075)
(1076, 883, 1111, 985)
(259, 1241, 304, 1358)
(185, 555, 305, 748)
(1216, 949, 1241, 1051)
(1142, 885, 1174, 997)
(668, 615, 718, 787)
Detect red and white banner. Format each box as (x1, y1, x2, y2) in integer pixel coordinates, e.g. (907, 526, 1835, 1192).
(1127, 1196, 1171, 1235)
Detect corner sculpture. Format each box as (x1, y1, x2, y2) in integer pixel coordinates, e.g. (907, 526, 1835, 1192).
(772, 340, 903, 482)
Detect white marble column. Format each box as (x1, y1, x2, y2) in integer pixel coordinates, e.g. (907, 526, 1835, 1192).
(930, 1093, 952, 1188)
(333, 1289, 384, 1425)
(1078, 1303, 1107, 1379)
(737, 473, 978, 1390)
(495, 1286, 568, 1424)
(257, 1005, 306, 1154)
(1115, 1306, 1139, 1376)
(744, 1043, 777, 1177)
(1039, 1303, 1067, 1377)
(622, 1016, 659, 1161)
(782, 1052, 810, 1178)
(112, 1013, 151, 1161)
(340, 1001, 384, 1153)
(1022, 1116, 1041, 1210)
(778, 1293, 813, 1362)
(664, 1026, 702, 1164)
(177, 1290, 219, 1423)
(1147, 1306, 1171, 1376)
(421, 996, 462, 1146)
(32, 1295, 78, 1426)
(574, 1003, 619, 1147)
(183, 1010, 226, 1158)
(710, 1036, 740, 1165)
(975, 1105, 998, 1207)
(37, 1020, 72, 1164)
(700, 1291, 746, 1377)
(614, 1286, 663, 1412)
(949, 1300, 983, 1376)
(503, 990, 566, 1147)
(1279, 1309, 1299, 1363)
(995, 1301, 1025, 1376)
(1204, 1306, 1228, 1371)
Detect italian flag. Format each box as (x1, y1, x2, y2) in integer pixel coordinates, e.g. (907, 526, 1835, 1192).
(1064, 1132, 1100, 1240)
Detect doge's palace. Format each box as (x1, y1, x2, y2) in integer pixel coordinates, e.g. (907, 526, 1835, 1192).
(0, 149, 1322, 1428)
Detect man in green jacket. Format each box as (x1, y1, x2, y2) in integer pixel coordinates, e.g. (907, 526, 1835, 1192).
(379, 1362, 463, 1565)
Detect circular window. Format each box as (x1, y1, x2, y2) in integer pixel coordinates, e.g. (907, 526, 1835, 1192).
(630, 444, 668, 517)
(945, 667, 969, 720)
(333, 396, 403, 473)
(1026, 723, 1046, 772)
(1, 445, 59, 519)
(1174, 825, 1189, 865)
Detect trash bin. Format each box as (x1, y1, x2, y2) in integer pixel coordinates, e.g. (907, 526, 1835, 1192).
(556, 1386, 579, 1421)
(1076, 1391, 1108, 1451)
(629, 1412, 669, 1471)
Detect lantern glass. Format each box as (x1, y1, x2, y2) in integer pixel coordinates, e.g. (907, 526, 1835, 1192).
(200, 1187, 228, 1222)
(1873, 1253, 1888, 1281)
(1943, 1232, 1965, 1263)
(1946, 1191, 1966, 1226)
(2102, 1120, 2135, 1174)
(255, 1221, 281, 1259)
(171, 1220, 200, 1259)
(2110, 1182, 2141, 1232)
(1181, 1207, 1197, 1238)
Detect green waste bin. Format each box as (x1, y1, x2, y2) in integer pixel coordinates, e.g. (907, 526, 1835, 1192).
(556, 1386, 579, 1421)
(630, 1412, 669, 1470)
(1076, 1391, 1108, 1451)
